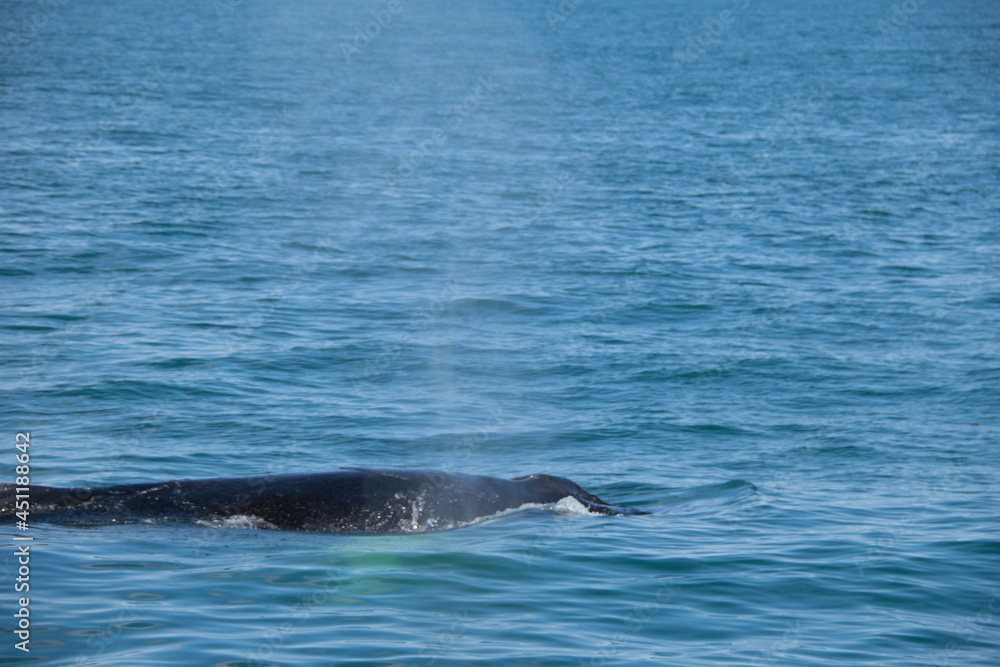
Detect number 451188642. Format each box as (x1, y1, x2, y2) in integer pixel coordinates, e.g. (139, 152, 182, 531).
(15, 433, 30, 523)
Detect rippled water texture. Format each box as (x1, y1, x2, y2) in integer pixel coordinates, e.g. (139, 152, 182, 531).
(1, 0, 998, 664)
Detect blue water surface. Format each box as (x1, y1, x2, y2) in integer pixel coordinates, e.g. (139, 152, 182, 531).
(1, 0, 998, 665)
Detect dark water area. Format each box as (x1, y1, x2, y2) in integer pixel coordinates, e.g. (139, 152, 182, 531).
(1, 0, 998, 664)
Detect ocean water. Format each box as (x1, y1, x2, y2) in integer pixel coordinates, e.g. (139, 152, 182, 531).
(1, 0, 999, 664)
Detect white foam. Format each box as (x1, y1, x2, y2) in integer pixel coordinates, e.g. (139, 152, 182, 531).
(551, 496, 591, 515)
(412, 497, 594, 533)
(196, 515, 278, 530)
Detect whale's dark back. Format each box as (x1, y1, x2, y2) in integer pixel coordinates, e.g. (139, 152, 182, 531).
(0, 468, 647, 532)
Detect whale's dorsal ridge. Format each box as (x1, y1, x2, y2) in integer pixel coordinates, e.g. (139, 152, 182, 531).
(339, 466, 398, 476)
(1, 469, 648, 532)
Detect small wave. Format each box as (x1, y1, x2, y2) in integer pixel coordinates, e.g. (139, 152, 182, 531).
(447, 297, 524, 313)
(650, 480, 759, 514)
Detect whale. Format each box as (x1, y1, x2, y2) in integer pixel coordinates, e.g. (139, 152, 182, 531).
(0, 468, 648, 533)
